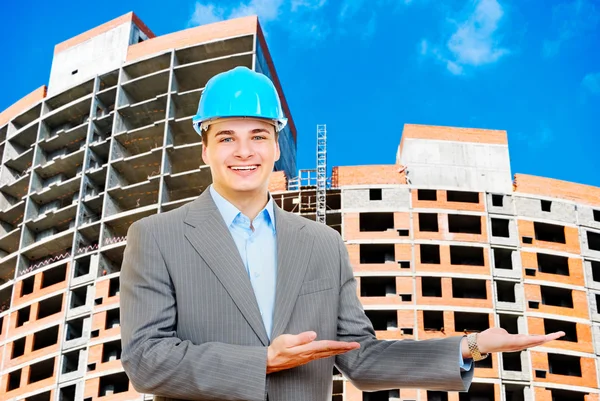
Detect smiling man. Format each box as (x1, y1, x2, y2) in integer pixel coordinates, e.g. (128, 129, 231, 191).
(119, 66, 564, 401)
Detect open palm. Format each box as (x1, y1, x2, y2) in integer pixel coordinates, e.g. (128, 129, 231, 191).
(476, 327, 565, 354)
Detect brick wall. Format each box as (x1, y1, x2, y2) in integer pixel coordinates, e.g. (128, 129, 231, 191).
(415, 243, 490, 276)
(0, 85, 46, 127)
(91, 307, 121, 340)
(268, 171, 287, 193)
(524, 284, 588, 319)
(127, 16, 257, 62)
(94, 276, 120, 309)
(344, 212, 410, 241)
(3, 326, 62, 370)
(518, 220, 581, 254)
(83, 377, 140, 401)
(12, 263, 70, 308)
(520, 251, 584, 286)
(399, 124, 508, 156)
(415, 277, 493, 309)
(412, 189, 486, 212)
(527, 316, 593, 353)
(332, 165, 407, 187)
(401, 123, 507, 143)
(514, 173, 600, 208)
(413, 212, 488, 243)
(7, 294, 65, 339)
(1, 357, 58, 399)
(530, 350, 597, 388)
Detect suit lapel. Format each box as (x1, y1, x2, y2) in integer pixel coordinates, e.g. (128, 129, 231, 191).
(183, 190, 270, 346)
(270, 206, 313, 340)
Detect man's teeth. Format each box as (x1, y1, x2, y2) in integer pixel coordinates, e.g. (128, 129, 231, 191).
(231, 166, 258, 171)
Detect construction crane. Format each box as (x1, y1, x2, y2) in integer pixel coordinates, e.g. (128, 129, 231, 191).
(316, 124, 327, 224)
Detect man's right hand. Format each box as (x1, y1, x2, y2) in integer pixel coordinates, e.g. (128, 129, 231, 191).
(266, 331, 360, 374)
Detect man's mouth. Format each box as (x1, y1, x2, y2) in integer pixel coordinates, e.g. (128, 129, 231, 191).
(229, 165, 259, 171)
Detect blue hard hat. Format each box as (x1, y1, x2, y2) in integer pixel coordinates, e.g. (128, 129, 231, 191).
(192, 66, 288, 134)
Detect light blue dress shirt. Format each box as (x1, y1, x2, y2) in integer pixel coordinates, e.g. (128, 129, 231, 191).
(209, 185, 472, 370)
(210, 185, 278, 339)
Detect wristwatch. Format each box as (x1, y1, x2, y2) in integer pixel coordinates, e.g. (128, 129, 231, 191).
(466, 333, 488, 361)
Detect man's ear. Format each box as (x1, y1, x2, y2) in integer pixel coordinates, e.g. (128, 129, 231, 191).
(201, 140, 209, 165)
(274, 139, 281, 162)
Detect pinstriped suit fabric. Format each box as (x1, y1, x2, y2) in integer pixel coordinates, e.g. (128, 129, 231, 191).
(119, 190, 473, 401)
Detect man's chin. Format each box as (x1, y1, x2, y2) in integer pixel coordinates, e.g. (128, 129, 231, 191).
(228, 181, 266, 193)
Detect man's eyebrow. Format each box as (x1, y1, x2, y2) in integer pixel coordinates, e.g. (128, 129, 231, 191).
(214, 130, 235, 137)
(250, 128, 272, 134)
(214, 128, 271, 137)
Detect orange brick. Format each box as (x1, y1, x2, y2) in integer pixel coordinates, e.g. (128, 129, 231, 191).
(514, 173, 600, 208)
(416, 277, 493, 309)
(518, 220, 581, 254)
(55, 12, 155, 54)
(411, 189, 486, 212)
(1, 359, 58, 399)
(94, 277, 120, 309)
(524, 284, 588, 319)
(84, 376, 141, 401)
(521, 251, 585, 286)
(268, 171, 287, 193)
(0, 85, 46, 127)
(344, 212, 410, 241)
(332, 165, 407, 187)
(399, 124, 507, 157)
(347, 243, 412, 273)
(531, 350, 597, 388)
(12, 263, 70, 308)
(527, 317, 594, 353)
(415, 244, 490, 276)
(413, 212, 488, 243)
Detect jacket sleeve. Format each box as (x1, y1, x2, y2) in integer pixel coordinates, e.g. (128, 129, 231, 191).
(333, 233, 474, 392)
(120, 219, 268, 401)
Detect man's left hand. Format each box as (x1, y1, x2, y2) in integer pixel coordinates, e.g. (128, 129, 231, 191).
(461, 327, 565, 359)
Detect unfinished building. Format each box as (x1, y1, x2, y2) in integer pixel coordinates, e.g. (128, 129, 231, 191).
(1, 12, 599, 401)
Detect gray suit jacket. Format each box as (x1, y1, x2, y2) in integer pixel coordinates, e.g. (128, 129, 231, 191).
(120, 189, 474, 401)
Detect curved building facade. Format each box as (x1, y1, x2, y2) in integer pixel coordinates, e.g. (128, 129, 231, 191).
(0, 12, 599, 401)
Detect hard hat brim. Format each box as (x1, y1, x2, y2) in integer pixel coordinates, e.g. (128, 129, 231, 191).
(193, 116, 287, 135)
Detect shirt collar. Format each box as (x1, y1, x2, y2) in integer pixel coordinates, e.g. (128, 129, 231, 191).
(209, 184, 276, 230)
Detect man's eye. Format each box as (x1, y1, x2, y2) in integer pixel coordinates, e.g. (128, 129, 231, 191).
(220, 137, 233, 142)
(253, 136, 266, 140)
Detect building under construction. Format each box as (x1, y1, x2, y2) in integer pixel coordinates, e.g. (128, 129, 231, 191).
(1, 12, 599, 401)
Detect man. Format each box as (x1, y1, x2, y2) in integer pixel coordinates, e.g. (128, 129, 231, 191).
(120, 66, 564, 401)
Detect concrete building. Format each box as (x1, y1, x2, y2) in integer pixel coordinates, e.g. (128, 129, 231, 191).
(1, 12, 599, 401)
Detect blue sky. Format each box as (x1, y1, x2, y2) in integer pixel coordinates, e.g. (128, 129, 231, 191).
(2, 0, 599, 187)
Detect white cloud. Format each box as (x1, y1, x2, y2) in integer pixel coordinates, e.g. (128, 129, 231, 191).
(189, 3, 225, 26)
(291, 0, 326, 12)
(543, 0, 599, 58)
(447, 0, 509, 66)
(188, 0, 327, 39)
(420, 0, 509, 75)
(229, 0, 284, 22)
(362, 13, 377, 39)
(338, 0, 366, 20)
(419, 39, 428, 55)
(582, 72, 600, 95)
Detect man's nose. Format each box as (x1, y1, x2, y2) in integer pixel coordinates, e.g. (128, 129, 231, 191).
(234, 139, 255, 158)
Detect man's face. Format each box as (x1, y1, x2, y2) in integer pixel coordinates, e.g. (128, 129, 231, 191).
(201, 118, 281, 195)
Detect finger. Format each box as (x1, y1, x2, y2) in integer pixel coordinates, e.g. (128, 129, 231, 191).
(545, 331, 565, 341)
(284, 331, 317, 348)
(299, 344, 362, 361)
(293, 340, 360, 355)
(506, 332, 565, 352)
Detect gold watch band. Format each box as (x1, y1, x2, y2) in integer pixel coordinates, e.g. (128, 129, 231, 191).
(466, 333, 488, 361)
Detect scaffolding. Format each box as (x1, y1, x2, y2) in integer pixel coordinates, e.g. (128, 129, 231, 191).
(316, 124, 327, 224)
